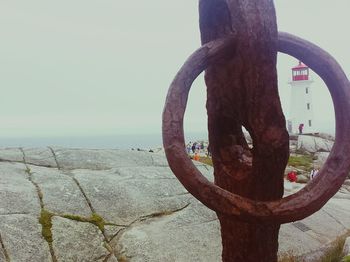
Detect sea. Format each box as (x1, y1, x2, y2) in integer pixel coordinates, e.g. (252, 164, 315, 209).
(0, 132, 208, 150)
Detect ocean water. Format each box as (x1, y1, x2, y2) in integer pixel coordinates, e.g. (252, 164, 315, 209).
(0, 132, 208, 150)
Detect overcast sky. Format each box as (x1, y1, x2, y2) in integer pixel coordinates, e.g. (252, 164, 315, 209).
(0, 1, 348, 138)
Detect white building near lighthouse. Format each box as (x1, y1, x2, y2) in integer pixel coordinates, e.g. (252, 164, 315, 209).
(287, 61, 315, 134)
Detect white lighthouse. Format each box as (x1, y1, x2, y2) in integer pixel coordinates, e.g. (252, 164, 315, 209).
(287, 61, 314, 134)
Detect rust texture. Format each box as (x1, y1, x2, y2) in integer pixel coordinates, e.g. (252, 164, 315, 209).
(162, 1, 350, 261)
(163, 32, 350, 224)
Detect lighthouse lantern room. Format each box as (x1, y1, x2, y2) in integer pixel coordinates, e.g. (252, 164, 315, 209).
(292, 62, 309, 81)
(288, 61, 314, 134)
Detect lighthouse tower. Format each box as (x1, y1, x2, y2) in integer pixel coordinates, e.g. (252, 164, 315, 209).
(288, 61, 314, 134)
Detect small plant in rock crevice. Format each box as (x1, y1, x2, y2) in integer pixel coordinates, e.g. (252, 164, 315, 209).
(39, 209, 54, 243)
(62, 212, 106, 232)
(320, 233, 348, 262)
(279, 231, 350, 262)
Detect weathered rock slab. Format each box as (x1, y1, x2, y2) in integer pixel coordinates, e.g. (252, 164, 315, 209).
(0, 162, 40, 215)
(313, 152, 330, 169)
(0, 214, 52, 261)
(52, 216, 109, 262)
(297, 174, 309, 183)
(278, 223, 323, 258)
(112, 199, 221, 262)
(104, 225, 124, 242)
(30, 165, 91, 217)
(52, 148, 154, 170)
(0, 148, 349, 262)
(0, 148, 23, 162)
(297, 135, 334, 153)
(72, 166, 191, 224)
(325, 199, 350, 229)
(23, 147, 58, 168)
(301, 208, 346, 240)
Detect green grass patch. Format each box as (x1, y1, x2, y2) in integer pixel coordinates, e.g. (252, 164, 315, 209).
(90, 213, 105, 231)
(198, 156, 213, 166)
(62, 213, 106, 232)
(25, 166, 32, 175)
(199, 155, 314, 171)
(288, 155, 313, 171)
(39, 209, 54, 243)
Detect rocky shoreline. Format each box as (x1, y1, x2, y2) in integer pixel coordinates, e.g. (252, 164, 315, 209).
(0, 138, 349, 261)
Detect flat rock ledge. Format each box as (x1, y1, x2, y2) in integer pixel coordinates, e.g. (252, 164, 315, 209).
(0, 147, 349, 262)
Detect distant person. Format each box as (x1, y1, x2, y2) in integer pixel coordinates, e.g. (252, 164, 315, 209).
(298, 123, 304, 134)
(186, 142, 192, 154)
(191, 143, 196, 154)
(310, 169, 319, 180)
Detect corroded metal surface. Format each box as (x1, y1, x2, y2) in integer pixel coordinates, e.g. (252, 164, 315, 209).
(162, 32, 350, 224)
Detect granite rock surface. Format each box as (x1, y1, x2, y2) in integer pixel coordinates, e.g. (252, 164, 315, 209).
(0, 147, 349, 262)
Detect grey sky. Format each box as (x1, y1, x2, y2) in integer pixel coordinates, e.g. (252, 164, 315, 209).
(0, 1, 348, 137)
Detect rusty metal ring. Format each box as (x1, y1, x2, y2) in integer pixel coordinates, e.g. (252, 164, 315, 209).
(162, 32, 350, 223)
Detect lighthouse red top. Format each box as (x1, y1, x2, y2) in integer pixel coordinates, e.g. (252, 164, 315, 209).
(292, 61, 309, 81)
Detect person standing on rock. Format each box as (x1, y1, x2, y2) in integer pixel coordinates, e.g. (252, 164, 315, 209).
(186, 142, 192, 154)
(298, 123, 304, 134)
(191, 143, 196, 154)
(310, 168, 319, 180)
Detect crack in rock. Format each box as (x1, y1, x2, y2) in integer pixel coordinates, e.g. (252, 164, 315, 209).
(51, 195, 122, 257)
(160, 192, 191, 199)
(0, 232, 10, 262)
(20, 148, 57, 262)
(23, 162, 56, 169)
(322, 208, 348, 230)
(150, 155, 156, 166)
(0, 212, 30, 216)
(203, 165, 210, 171)
(41, 211, 118, 261)
(48, 147, 61, 170)
(46, 167, 116, 257)
(58, 170, 97, 215)
(110, 203, 190, 260)
(114, 203, 191, 230)
(24, 168, 44, 209)
(51, 216, 111, 261)
(71, 175, 96, 214)
(0, 148, 57, 168)
(0, 159, 24, 165)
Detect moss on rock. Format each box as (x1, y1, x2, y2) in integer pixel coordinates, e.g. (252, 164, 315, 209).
(39, 209, 54, 243)
(62, 213, 106, 232)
